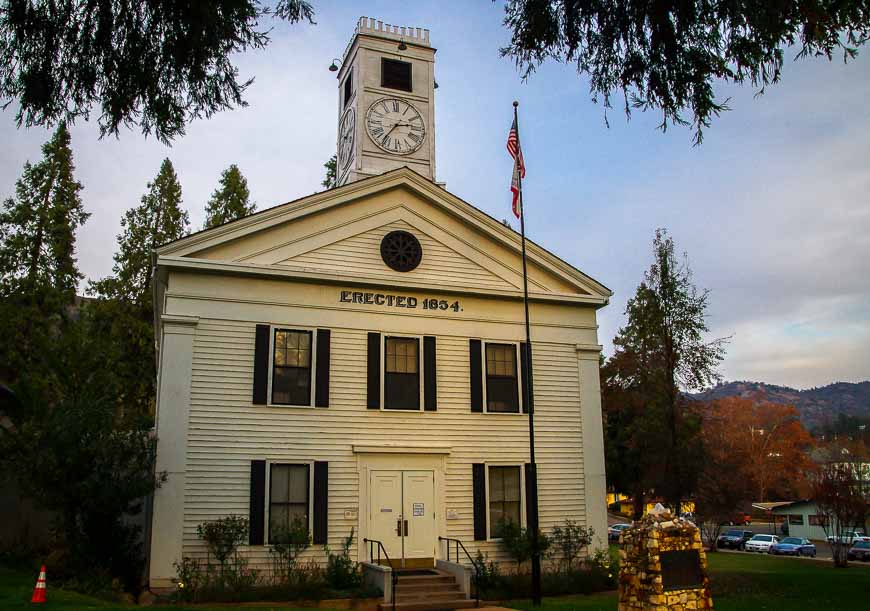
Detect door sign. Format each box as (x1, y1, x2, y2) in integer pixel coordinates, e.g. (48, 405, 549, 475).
(413, 502, 425, 516)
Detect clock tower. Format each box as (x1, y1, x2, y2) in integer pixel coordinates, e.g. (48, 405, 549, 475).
(335, 17, 436, 187)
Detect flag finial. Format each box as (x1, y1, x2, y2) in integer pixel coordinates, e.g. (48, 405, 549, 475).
(513, 100, 519, 107)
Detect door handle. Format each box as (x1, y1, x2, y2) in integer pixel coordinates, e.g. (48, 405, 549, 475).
(396, 519, 402, 536)
(404, 519, 409, 537)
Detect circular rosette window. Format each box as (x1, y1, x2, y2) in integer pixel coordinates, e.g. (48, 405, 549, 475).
(380, 230, 423, 272)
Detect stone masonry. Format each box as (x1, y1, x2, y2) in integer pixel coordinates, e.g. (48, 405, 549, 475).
(617, 509, 713, 610)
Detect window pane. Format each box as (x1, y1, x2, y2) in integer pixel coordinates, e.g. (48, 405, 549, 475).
(288, 465, 308, 503)
(489, 466, 521, 538)
(385, 372, 420, 410)
(504, 469, 521, 502)
(271, 465, 290, 502)
(489, 467, 504, 502)
(489, 502, 504, 536)
(487, 378, 519, 412)
(486, 344, 516, 378)
(269, 504, 288, 538)
(386, 338, 419, 374)
(272, 330, 312, 405)
(270, 464, 310, 543)
(272, 366, 311, 405)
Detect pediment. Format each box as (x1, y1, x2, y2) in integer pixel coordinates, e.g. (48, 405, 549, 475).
(268, 217, 518, 291)
(157, 168, 611, 303)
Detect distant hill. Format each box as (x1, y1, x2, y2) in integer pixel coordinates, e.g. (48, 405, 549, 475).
(693, 380, 870, 429)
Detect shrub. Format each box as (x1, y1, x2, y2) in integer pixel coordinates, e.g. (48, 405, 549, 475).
(325, 528, 362, 590)
(269, 516, 312, 585)
(499, 521, 551, 571)
(473, 550, 501, 594)
(586, 547, 618, 588)
(172, 557, 204, 602)
(551, 521, 594, 572)
(197, 515, 249, 571)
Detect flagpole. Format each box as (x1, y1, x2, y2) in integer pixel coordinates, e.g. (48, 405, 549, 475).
(513, 100, 542, 606)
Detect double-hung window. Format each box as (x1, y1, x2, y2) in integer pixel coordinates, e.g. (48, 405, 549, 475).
(485, 343, 520, 413)
(488, 465, 521, 539)
(271, 329, 312, 406)
(384, 336, 420, 410)
(269, 464, 309, 543)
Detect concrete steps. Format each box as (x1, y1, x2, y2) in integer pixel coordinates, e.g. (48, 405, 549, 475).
(378, 570, 474, 611)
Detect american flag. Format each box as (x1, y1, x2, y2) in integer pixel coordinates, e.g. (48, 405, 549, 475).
(507, 115, 525, 218)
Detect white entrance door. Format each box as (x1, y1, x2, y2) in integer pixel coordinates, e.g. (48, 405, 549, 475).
(369, 471, 403, 561)
(402, 471, 435, 560)
(369, 470, 435, 566)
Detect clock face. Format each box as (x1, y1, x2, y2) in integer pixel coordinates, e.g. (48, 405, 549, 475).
(338, 108, 355, 170)
(365, 98, 426, 155)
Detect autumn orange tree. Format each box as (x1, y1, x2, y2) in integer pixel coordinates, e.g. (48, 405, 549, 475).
(695, 399, 756, 550)
(745, 399, 816, 501)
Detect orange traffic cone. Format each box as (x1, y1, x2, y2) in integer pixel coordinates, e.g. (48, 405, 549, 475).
(30, 565, 46, 604)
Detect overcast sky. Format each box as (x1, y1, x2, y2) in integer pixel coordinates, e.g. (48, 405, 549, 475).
(1, 2, 868, 390)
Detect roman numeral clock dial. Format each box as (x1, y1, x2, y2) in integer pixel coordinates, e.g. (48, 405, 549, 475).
(338, 108, 355, 171)
(365, 98, 426, 155)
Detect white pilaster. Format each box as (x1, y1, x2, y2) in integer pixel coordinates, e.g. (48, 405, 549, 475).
(576, 343, 608, 552)
(149, 315, 198, 590)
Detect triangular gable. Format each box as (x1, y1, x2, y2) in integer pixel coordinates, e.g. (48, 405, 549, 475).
(270, 219, 518, 291)
(157, 168, 612, 303)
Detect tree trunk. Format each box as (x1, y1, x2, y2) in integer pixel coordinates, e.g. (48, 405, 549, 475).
(633, 494, 644, 520)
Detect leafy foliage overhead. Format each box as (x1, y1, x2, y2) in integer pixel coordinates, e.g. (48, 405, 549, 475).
(500, 1, 870, 143)
(0, 1, 316, 143)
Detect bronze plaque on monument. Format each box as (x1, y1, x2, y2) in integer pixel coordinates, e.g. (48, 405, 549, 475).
(660, 549, 703, 591)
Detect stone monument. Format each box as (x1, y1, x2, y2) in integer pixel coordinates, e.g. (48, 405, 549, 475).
(617, 506, 713, 610)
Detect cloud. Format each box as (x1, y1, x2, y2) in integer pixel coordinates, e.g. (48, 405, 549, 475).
(0, 4, 867, 390)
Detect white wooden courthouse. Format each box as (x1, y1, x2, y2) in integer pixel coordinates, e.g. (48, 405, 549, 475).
(148, 16, 612, 594)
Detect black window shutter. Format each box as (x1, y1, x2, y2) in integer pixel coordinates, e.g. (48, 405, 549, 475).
(367, 332, 381, 409)
(520, 342, 533, 414)
(313, 461, 328, 544)
(469, 339, 482, 412)
(315, 329, 331, 408)
(424, 336, 437, 411)
(249, 460, 266, 545)
(253, 325, 271, 405)
(472, 463, 487, 540)
(524, 463, 539, 532)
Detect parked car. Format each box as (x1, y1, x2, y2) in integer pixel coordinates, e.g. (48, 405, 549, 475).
(847, 540, 870, 561)
(769, 537, 817, 557)
(745, 534, 779, 553)
(827, 531, 870, 545)
(717, 529, 754, 550)
(608, 523, 631, 542)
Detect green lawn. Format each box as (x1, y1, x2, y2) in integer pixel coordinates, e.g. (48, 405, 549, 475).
(0, 567, 333, 610)
(4, 553, 870, 610)
(506, 551, 870, 611)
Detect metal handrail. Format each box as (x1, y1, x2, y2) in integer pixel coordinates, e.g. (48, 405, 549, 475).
(363, 538, 397, 611)
(439, 536, 482, 607)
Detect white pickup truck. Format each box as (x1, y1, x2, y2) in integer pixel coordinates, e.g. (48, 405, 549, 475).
(827, 531, 870, 545)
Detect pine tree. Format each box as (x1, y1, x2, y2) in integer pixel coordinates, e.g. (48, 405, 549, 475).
(203, 164, 255, 229)
(0, 124, 89, 382)
(602, 229, 728, 516)
(90, 158, 189, 416)
(322, 155, 337, 190)
(93, 158, 189, 305)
